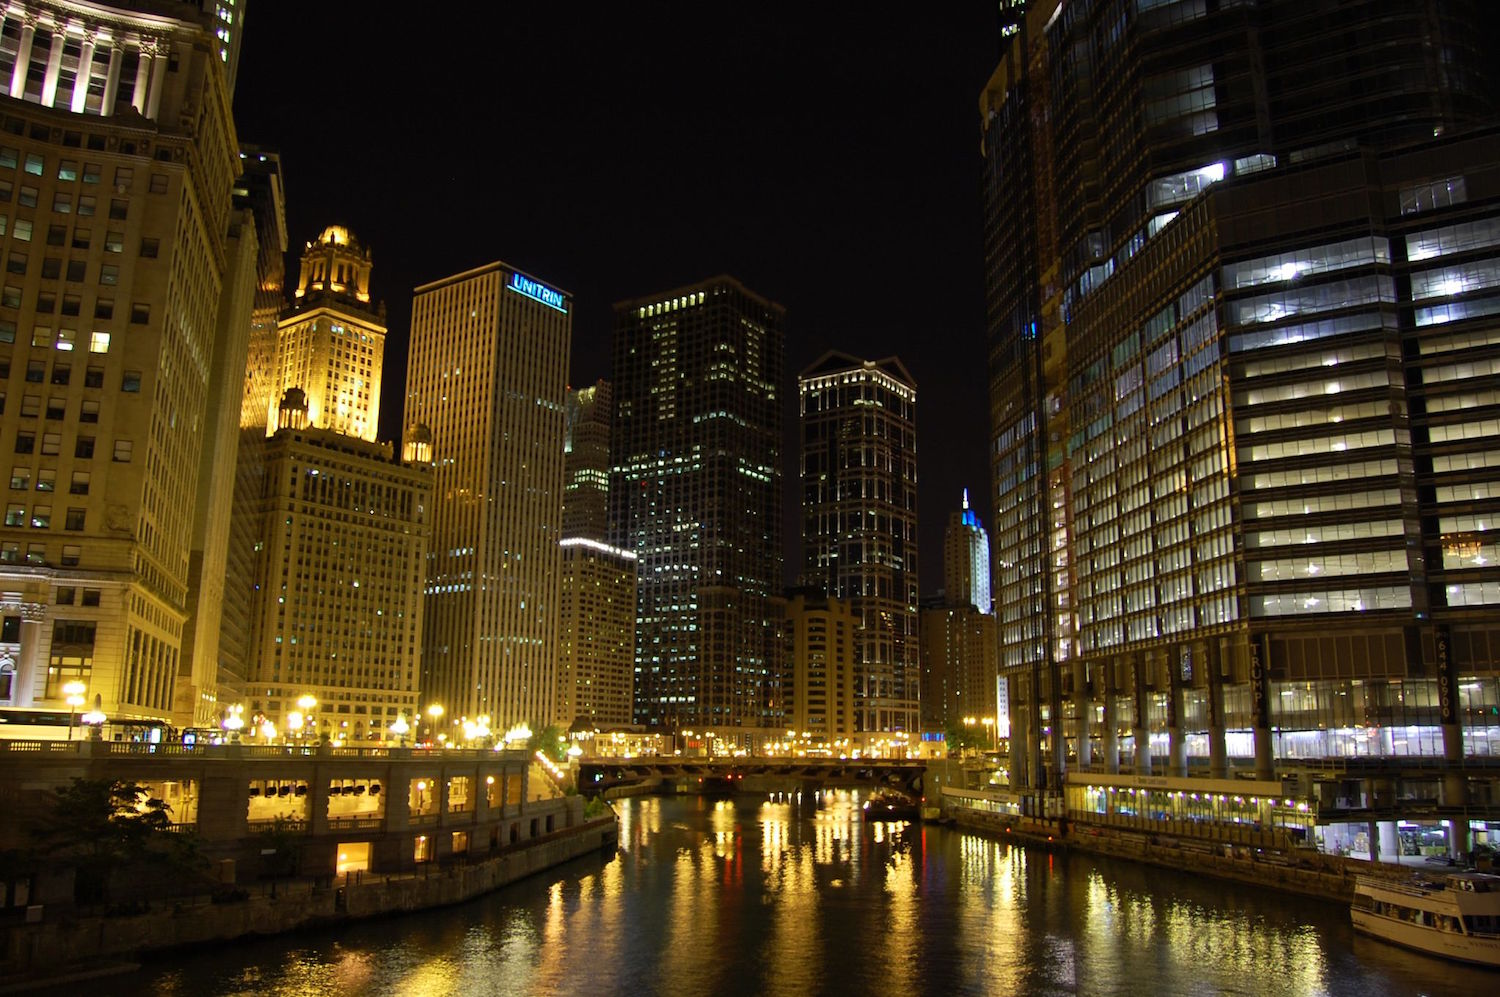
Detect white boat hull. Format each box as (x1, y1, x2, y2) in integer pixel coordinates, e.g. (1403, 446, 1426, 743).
(1352, 909, 1500, 968)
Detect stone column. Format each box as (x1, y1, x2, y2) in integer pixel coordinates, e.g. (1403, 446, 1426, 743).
(145, 39, 167, 120)
(1075, 660, 1093, 769)
(131, 41, 152, 114)
(1207, 640, 1228, 779)
(101, 41, 122, 115)
(1132, 656, 1152, 776)
(309, 768, 330, 835)
(1167, 651, 1187, 778)
(40, 21, 66, 108)
(9, 14, 36, 99)
(70, 30, 96, 113)
(1101, 680, 1120, 774)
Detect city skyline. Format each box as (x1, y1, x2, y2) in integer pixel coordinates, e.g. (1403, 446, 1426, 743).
(230, 5, 1002, 593)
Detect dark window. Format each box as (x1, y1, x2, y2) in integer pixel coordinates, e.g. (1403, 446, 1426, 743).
(13, 432, 33, 454)
(64, 508, 84, 530)
(1, 616, 19, 642)
(84, 367, 103, 388)
(73, 437, 93, 459)
(108, 199, 127, 220)
(121, 370, 141, 392)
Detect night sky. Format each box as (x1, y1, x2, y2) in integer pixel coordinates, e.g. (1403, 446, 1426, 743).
(232, 6, 1003, 593)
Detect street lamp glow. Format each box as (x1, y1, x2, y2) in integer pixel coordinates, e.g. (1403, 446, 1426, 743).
(261, 719, 277, 740)
(81, 694, 107, 737)
(63, 679, 87, 740)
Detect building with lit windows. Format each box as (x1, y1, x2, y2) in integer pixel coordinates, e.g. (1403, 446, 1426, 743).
(610, 276, 784, 733)
(944, 489, 991, 614)
(784, 590, 857, 742)
(984, 0, 1500, 852)
(217, 146, 285, 710)
(407, 262, 571, 731)
(243, 401, 430, 744)
(563, 380, 611, 542)
(799, 351, 919, 736)
(555, 537, 636, 729)
(921, 492, 998, 731)
(0, 1, 241, 727)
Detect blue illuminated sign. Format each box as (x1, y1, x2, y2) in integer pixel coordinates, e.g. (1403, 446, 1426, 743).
(508, 272, 568, 313)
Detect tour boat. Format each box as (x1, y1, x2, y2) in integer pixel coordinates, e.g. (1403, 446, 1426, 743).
(1350, 872, 1500, 967)
(862, 791, 919, 822)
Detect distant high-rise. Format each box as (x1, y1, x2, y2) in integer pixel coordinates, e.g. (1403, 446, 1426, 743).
(784, 591, 858, 741)
(407, 262, 571, 730)
(555, 537, 637, 729)
(944, 489, 991, 614)
(0, 2, 242, 725)
(984, 0, 1500, 799)
(563, 380, 611, 542)
(610, 277, 784, 732)
(799, 352, 919, 737)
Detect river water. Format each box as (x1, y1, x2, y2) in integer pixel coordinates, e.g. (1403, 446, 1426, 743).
(102, 791, 1489, 996)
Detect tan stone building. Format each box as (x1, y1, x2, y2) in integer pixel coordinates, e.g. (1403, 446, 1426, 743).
(784, 592, 858, 740)
(555, 537, 636, 729)
(0, 2, 241, 726)
(406, 262, 571, 731)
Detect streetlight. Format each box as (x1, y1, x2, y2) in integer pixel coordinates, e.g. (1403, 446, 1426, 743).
(286, 710, 305, 744)
(426, 703, 444, 746)
(982, 716, 998, 754)
(389, 712, 410, 747)
(62, 679, 87, 740)
(222, 703, 245, 742)
(81, 694, 106, 739)
(297, 694, 318, 744)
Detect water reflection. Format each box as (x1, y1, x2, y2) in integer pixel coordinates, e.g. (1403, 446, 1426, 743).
(106, 792, 1492, 997)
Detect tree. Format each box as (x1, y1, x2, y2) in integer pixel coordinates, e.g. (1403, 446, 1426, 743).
(29, 778, 194, 903)
(944, 720, 983, 757)
(528, 722, 569, 763)
(255, 814, 304, 896)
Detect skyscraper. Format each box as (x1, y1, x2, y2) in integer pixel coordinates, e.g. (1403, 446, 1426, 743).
(0, 2, 242, 724)
(240, 228, 430, 743)
(922, 491, 999, 733)
(407, 262, 571, 730)
(944, 489, 991, 614)
(610, 277, 784, 733)
(555, 537, 637, 729)
(799, 352, 919, 738)
(563, 380, 611, 542)
(983, 0, 1500, 812)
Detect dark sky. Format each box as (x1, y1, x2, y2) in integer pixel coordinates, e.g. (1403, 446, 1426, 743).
(232, 5, 1002, 593)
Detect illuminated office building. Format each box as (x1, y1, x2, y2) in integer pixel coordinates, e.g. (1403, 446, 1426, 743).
(243, 407, 430, 743)
(563, 380, 611, 542)
(610, 276, 784, 731)
(0, 1, 241, 724)
(238, 230, 429, 743)
(945, 489, 991, 614)
(984, 1, 1500, 810)
(784, 591, 857, 741)
(407, 262, 571, 730)
(921, 492, 999, 731)
(217, 146, 285, 708)
(555, 537, 636, 729)
(799, 352, 919, 735)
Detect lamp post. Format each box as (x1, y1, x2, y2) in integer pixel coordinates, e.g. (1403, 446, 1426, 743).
(426, 703, 444, 747)
(982, 716, 997, 754)
(222, 703, 245, 743)
(297, 694, 318, 744)
(62, 679, 86, 740)
(81, 694, 106, 739)
(390, 712, 410, 747)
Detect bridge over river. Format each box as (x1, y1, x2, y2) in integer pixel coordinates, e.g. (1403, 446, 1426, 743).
(578, 757, 927, 798)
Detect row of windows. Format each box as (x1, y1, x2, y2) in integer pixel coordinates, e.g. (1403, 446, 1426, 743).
(3, 504, 85, 529)
(12, 433, 131, 461)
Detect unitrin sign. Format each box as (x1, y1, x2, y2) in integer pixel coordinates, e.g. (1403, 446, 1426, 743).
(508, 272, 568, 312)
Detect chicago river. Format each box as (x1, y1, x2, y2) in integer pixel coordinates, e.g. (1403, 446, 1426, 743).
(105, 794, 1487, 996)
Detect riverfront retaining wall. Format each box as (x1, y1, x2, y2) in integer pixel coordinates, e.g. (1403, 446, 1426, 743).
(947, 806, 1360, 902)
(0, 816, 618, 984)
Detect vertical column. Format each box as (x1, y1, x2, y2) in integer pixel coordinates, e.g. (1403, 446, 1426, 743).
(1101, 681, 1120, 774)
(145, 38, 167, 120)
(1206, 639, 1228, 779)
(1249, 634, 1275, 780)
(130, 40, 151, 113)
(1167, 650, 1187, 778)
(70, 30, 96, 114)
(40, 21, 66, 108)
(1074, 660, 1092, 769)
(9, 13, 37, 99)
(101, 40, 122, 115)
(1132, 655, 1152, 776)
